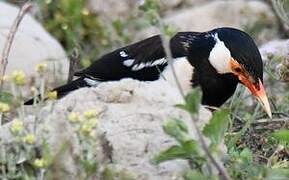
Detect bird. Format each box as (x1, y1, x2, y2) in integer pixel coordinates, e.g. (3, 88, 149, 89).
(24, 27, 272, 118)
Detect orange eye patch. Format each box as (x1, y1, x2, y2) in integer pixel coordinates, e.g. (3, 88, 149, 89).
(229, 58, 243, 75)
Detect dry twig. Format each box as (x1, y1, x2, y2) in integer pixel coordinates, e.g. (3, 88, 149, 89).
(67, 48, 79, 83)
(0, 2, 32, 90)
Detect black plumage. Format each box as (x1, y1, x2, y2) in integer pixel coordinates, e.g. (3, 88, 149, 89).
(25, 27, 263, 108)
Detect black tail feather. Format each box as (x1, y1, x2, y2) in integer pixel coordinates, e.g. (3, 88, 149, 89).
(24, 78, 89, 105)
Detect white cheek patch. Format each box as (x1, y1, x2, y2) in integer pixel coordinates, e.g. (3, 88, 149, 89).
(209, 33, 232, 74)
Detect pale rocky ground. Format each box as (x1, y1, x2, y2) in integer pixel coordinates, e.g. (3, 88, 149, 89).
(0, 79, 213, 179)
(1, 0, 289, 179)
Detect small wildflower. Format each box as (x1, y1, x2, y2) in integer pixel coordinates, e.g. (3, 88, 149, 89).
(35, 63, 47, 74)
(47, 91, 57, 100)
(34, 158, 47, 168)
(10, 119, 23, 134)
(23, 134, 36, 145)
(61, 24, 68, 30)
(87, 118, 98, 128)
(11, 70, 26, 86)
(81, 8, 89, 16)
(79, 123, 93, 136)
(45, 0, 52, 4)
(0, 102, 10, 113)
(0, 75, 10, 82)
(30, 86, 38, 96)
(83, 109, 97, 119)
(67, 112, 81, 123)
(89, 131, 96, 138)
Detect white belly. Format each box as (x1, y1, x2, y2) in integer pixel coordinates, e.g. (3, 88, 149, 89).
(159, 57, 194, 94)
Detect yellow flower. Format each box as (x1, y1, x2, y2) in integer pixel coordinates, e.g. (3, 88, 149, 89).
(0, 75, 10, 82)
(89, 131, 96, 138)
(30, 86, 38, 96)
(79, 118, 98, 136)
(45, 0, 52, 4)
(81, 8, 90, 16)
(34, 158, 47, 168)
(79, 123, 93, 136)
(67, 112, 81, 123)
(83, 109, 97, 119)
(47, 91, 57, 100)
(10, 119, 24, 134)
(35, 63, 47, 74)
(0, 102, 10, 113)
(23, 134, 36, 145)
(11, 70, 26, 86)
(87, 118, 98, 128)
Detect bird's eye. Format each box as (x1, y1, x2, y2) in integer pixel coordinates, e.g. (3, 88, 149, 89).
(234, 67, 242, 73)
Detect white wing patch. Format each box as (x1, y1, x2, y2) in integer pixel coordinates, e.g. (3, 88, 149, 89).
(84, 78, 100, 87)
(123, 59, 134, 66)
(120, 49, 167, 71)
(120, 50, 128, 57)
(150, 58, 167, 66)
(127, 57, 167, 71)
(208, 33, 232, 74)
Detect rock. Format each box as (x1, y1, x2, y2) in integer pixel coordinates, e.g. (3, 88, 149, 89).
(0, 2, 69, 85)
(47, 79, 213, 179)
(1, 79, 214, 179)
(136, 0, 278, 44)
(88, 0, 185, 21)
(259, 39, 289, 101)
(259, 39, 289, 62)
(160, 0, 183, 11)
(87, 0, 139, 21)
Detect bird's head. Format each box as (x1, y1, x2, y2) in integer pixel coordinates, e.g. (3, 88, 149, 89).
(207, 27, 271, 118)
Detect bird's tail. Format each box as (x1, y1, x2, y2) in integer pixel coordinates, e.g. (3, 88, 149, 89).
(24, 77, 89, 105)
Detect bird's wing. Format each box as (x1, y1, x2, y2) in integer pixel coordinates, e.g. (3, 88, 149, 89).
(74, 33, 198, 81)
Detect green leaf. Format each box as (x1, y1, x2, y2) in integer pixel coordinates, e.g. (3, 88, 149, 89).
(203, 109, 230, 145)
(239, 148, 253, 163)
(174, 118, 189, 133)
(0, 91, 13, 104)
(163, 119, 190, 144)
(102, 166, 115, 180)
(152, 140, 199, 164)
(139, 0, 160, 12)
(184, 89, 201, 114)
(183, 170, 207, 180)
(79, 159, 98, 175)
(175, 89, 201, 115)
(272, 129, 289, 143)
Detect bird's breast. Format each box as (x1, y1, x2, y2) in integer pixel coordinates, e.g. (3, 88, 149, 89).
(159, 57, 194, 94)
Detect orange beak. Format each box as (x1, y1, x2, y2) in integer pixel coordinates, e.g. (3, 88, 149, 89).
(239, 76, 272, 118)
(230, 58, 271, 118)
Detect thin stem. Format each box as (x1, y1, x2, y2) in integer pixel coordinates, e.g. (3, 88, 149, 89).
(157, 19, 231, 180)
(67, 48, 79, 83)
(40, 76, 45, 102)
(0, 2, 32, 90)
(0, 113, 2, 126)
